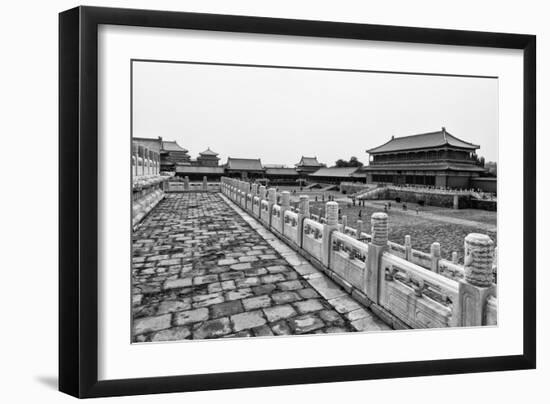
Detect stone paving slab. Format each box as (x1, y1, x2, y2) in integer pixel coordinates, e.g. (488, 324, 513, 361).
(132, 192, 390, 343)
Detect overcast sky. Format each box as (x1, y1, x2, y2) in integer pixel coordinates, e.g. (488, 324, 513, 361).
(132, 61, 498, 166)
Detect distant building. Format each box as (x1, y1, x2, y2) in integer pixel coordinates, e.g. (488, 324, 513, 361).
(133, 137, 191, 172)
(308, 167, 361, 184)
(196, 147, 220, 167)
(175, 147, 224, 181)
(225, 158, 265, 180)
(264, 167, 300, 185)
(160, 140, 192, 171)
(295, 156, 325, 177)
(175, 165, 225, 181)
(364, 128, 486, 188)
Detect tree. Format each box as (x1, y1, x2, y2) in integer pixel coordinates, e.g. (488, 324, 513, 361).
(335, 156, 364, 167)
(485, 161, 497, 176)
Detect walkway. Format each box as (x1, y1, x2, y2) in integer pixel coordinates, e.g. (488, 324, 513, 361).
(132, 192, 389, 342)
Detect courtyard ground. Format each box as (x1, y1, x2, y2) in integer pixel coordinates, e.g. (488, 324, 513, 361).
(131, 192, 389, 342)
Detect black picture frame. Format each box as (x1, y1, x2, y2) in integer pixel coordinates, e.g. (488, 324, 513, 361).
(59, 5, 536, 398)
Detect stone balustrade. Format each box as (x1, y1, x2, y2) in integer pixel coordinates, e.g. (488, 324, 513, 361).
(132, 174, 169, 229)
(132, 144, 161, 177)
(165, 175, 221, 193)
(220, 177, 497, 329)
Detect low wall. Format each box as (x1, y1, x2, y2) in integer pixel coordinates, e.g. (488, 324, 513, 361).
(358, 185, 500, 210)
(471, 198, 497, 211)
(165, 178, 221, 193)
(132, 175, 168, 229)
(221, 177, 498, 330)
(384, 188, 469, 208)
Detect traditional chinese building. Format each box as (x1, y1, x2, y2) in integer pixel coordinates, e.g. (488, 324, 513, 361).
(308, 167, 361, 184)
(133, 137, 192, 172)
(264, 167, 300, 185)
(364, 128, 486, 188)
(295, 156, 326, 177)
(224, 157, 265, 180)
(160, 140, 192, 171)
(196, 147, 220, 167)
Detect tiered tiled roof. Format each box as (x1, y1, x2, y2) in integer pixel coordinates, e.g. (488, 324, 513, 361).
(133, 137, 162, 153)
(162, 140, 188, 153)
(309, 167, 360, 178)
(367, 128, 479, 154)
(226, 158, 264, 171)
(199, 147, 219, 156)
(296, 156, 324, 167)
(264, 167, 299, 176)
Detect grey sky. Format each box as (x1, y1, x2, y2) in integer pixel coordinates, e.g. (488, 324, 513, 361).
(132, 61, 498, 166)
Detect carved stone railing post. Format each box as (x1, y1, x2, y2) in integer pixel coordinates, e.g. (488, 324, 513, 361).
(453, 194, 459, 210)
(299, 195, 310, 217)
(404, 235, 412, 261)
(184, 176, 190, 191)
(259, 185, 266, 201)
(251, 183, 258, 196)
(492, 246, 498, 283)
(133, 144, 139, 177)
(365, 212, 389, 303)
(322, 201, 339, 267)
(356, 220, 364, 240)
(241, 181, 247, 206)
(297, 195, 309, 248)
(267, 188, 277, 226)
(244, 182, 251, 210)
(430, 242, 441, 273)
(202, 175, 208, 191)
(457, 233, 496, 326)
(340, 215, 348, 232)
(452, 251, 458, 264)
(280, 191, 291, 230)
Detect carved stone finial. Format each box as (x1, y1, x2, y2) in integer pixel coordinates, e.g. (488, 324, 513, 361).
(464, 233, 494, 287)
(371, 212, 388, 246)
(267, 188, 277, 205)
(326, 201, 339, 226)
(431, 242, 441, 258)
(281, 191, 290, 207)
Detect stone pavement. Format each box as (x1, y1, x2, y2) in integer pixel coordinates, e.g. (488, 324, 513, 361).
(132, 192, 390, 342)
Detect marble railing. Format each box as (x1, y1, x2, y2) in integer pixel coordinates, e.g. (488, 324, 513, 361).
(132, 174, 169, 229)
(220, 177, 497, 330)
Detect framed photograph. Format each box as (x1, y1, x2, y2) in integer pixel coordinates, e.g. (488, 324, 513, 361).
(59, 6, 536, 398)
